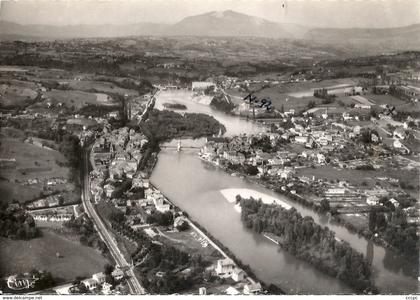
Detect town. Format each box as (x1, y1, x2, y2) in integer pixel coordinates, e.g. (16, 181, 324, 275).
(0, 2, 419, 296)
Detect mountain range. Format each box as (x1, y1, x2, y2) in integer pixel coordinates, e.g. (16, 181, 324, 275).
(1, 9, 419, 45)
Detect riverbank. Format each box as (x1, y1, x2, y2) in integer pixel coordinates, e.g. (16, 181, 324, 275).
(200, 153, 411, 262)
(146, 184, 280, 294)
(220, 188, 292, 210)
(240, 197, 377, 294)
(143, 153, 282, 292)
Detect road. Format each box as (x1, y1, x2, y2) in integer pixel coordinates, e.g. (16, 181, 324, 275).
(81, 149, 145, 295)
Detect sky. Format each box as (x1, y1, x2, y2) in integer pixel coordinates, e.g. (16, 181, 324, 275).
(0, 0, 419, 28)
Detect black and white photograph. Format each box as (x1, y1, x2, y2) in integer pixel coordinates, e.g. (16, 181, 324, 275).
(0, 0, 419, 297)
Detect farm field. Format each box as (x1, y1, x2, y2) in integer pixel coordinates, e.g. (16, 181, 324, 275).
(0, 179, 43, 204)
(158, 228, 223, 262)
(0, 137, 78, 205)
(0, 80, 39, 107)
(296, 164, 419, 190)
(42, 89, 116, 109)
(0, 138, 69, 183)
(65, 80, 138, 97)
(0, 228, 109, 283)
(366, 94, 407, 106)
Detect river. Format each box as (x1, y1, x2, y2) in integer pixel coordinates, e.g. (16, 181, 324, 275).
(150, 90, 418, 294)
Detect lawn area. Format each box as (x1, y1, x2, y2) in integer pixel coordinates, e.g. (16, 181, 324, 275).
(0, 179, 43, 204)
(297, 163, 419, 193)
(0, 228, 109, 283)
(0, 138, 68, 181)
(157, 228, 223, 263)
(296, 165, 380, 188)
(0, 138, 72, 199)
(66, 80, 138, 97)
(366, 93, 406, 106)
(42, 89, 117, 109)
(339, 214, 368, 232)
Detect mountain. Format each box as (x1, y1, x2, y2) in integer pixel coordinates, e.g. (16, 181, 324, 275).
(0, 10, 419, 46)
(0, 10, 307, 40)
(167, 10, 307, 38)
(0, 21, 169, 39)
(305, 24, 420, 41)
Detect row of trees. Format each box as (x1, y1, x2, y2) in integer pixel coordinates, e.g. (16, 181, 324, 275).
(368, 207, 418, 256)
(111, 220, 209, 294)
(239, 197, 376, 293)
(64, 216, 108, 253)
(139, 110, 226, 143)
(0, 202, 39, 240)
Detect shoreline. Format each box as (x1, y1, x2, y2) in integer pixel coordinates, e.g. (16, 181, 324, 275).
(148, 182, 260, 286)
(198, 153, 410, 261)
(220, 188, 292, 210)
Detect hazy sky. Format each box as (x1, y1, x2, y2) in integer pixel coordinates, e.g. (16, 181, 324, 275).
(0, 0, 419, 28)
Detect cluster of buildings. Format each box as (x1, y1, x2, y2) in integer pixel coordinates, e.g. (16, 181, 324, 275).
(56, 269, 125, 295)
(26, 193, 64, 209)
(90, 126, 148, 199)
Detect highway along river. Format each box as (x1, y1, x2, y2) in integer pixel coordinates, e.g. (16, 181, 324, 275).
(150, 90, 418, 294)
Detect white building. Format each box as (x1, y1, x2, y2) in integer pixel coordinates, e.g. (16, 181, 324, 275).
(226, 286, 240, 295)
(215, 258, 235, 276)
(231, 268, 245, 282)
(82, 278, 98, 290)
(192, 81, 215, 91)
(367, 195, 380, 206)
(243, 282, 262, 295)
(389, 198, 399, 208)
(294, 136, 308, 144)
(92, 272, 106, 285)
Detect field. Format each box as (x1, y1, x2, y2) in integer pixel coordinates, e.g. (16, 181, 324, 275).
(0, 228, 109, 282)
(42, 89, 116, 109)
(65, 80, 138, 97)
(0, 138, 68, 182)
(158, 228, 223, 262)
(0, 80, 38, 107)
(0, 179, 43, 204)
(0, 137, 75, 203)
(296, 163, 419, 192)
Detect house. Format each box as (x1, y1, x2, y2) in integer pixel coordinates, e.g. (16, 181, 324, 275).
(102, 282, 113, 295)
(198, 287, 207, 295)
(317, 153, 326, 164)
(215, 258, 235, 275)
(243, 282, 262, 295)
(267, 157, 284, 166)
(294, 136, 308, 144)
(355, 104, 371, 109)
(389, 198, 399, 208)
(103, 183, 116, 198)
(174, 216, 188, 228)
(192, 81, 215, 91)
(83, 278, 98, 290)
(231, 268, 245, 282)
(394, 139, 403, 148)
(325, 188, 346, 195)
(394, 128, 406, 140)
(367, 195, 380, 206)
(153, 197, 171, 213)
(278, 168, 293, 179)
(92, 272, 106, 284)
(225, 286, 240, 295)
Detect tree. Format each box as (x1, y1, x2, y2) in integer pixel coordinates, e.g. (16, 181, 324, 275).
(368, 209, 377, 231)
(104, 263, 114, 275)
(320, 199, 330, 212)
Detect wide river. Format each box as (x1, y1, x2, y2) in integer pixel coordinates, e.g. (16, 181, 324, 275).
(150, 90, 418, 294)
